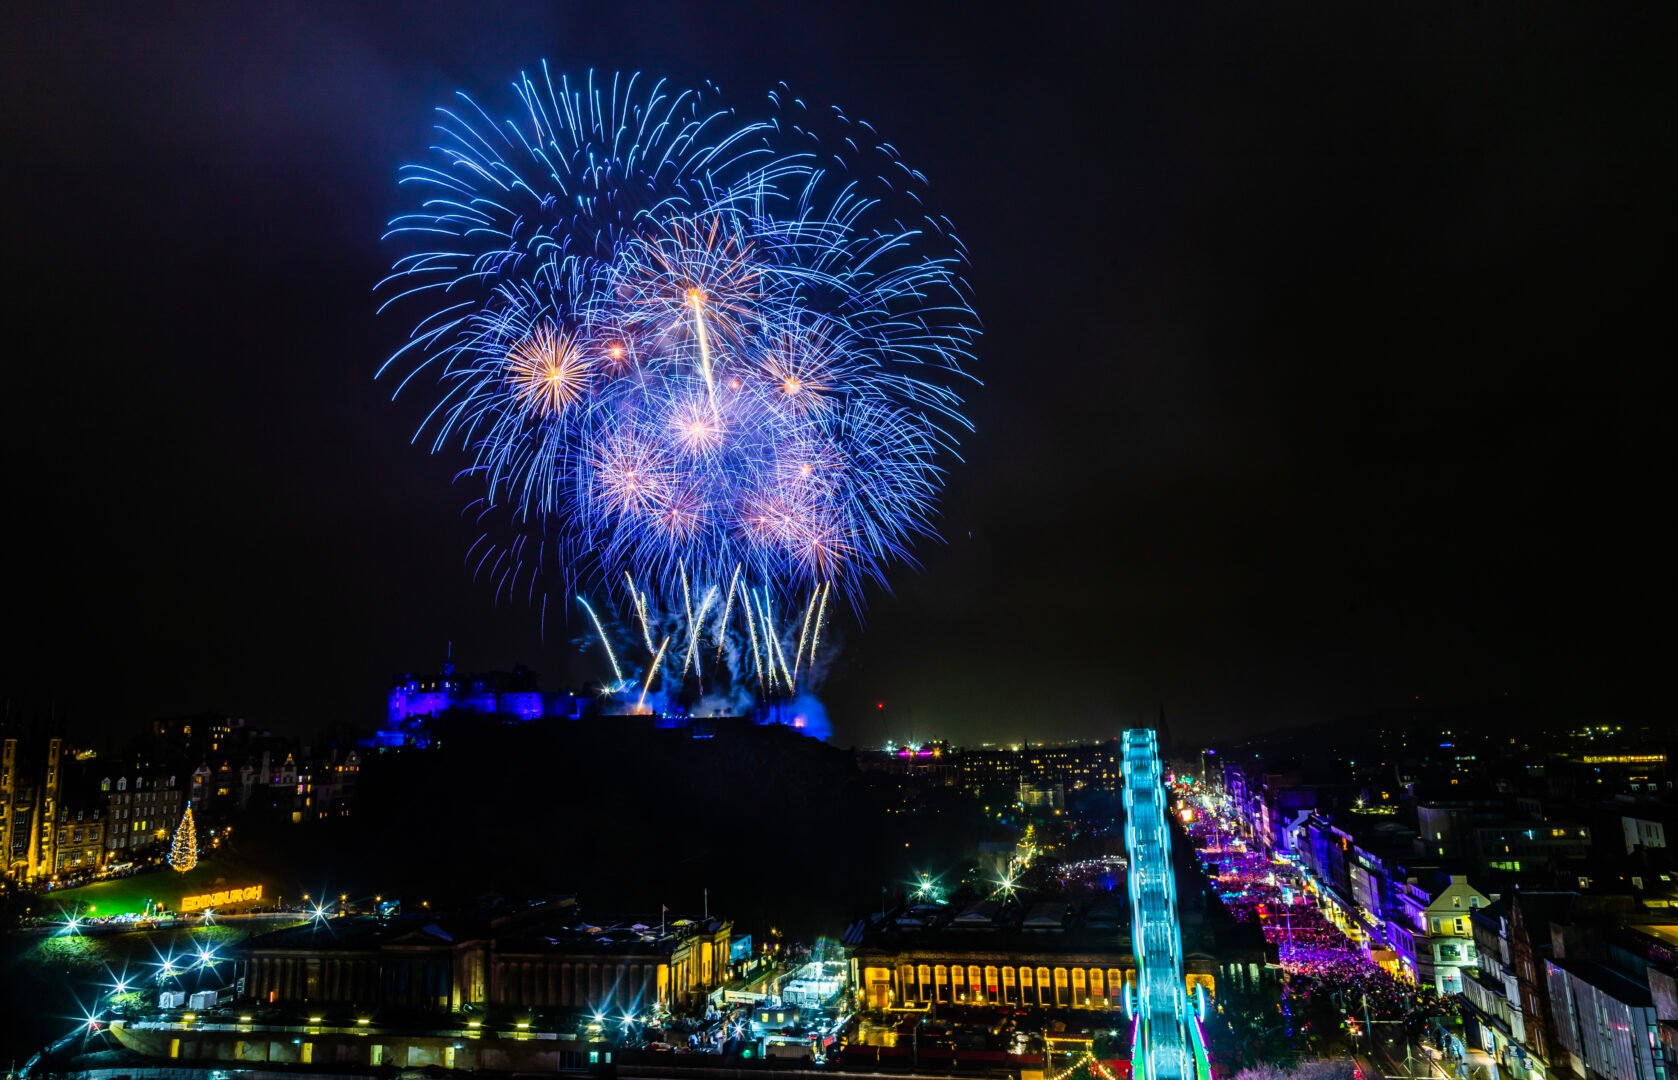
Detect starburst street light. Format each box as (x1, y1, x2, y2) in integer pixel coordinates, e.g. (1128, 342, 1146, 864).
(909, 870, 952, 905)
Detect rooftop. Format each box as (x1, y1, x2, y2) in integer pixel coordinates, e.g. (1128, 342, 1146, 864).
(854, 897, 1133, 960)
(241, 901, 727, 959)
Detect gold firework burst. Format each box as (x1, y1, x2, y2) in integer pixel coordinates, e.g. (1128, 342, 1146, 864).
(506, 323, 593, 415)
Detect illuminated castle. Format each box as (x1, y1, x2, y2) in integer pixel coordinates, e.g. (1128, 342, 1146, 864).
(377, 648, 583, 749)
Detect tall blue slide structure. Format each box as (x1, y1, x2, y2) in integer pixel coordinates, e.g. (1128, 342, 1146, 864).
(1122, 729, 1214, 1080)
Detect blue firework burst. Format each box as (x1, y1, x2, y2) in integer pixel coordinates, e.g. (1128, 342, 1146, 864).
(378, 66, 977, 694)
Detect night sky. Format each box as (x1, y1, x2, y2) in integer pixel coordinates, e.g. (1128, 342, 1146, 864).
(4, 4, 1669, 746)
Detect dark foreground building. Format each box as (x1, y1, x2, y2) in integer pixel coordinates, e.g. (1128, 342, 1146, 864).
(239, 897, 732, 1015)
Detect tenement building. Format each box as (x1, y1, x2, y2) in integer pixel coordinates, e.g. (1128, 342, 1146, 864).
(1, 728, 63, 885)
(52, 802, 107, 876)
(238, 898, 731, 1016)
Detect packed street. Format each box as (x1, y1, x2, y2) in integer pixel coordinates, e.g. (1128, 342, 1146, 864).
(1175, 781, 1469, 1076)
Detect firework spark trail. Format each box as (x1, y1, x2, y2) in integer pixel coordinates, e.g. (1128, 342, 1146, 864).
(679, 562, 694, 629)
(741, 586, 765, 690)
(810, 581, 831, 660)
(626, 572, 655, 654)
(756, 597, 776, 691)
(792, 588, 819, 685)
(715, 564, 740, 665)
(777, 635, 794, 690)
(577, 596, 624, 687)
(683, 586, 718, 679)
(688, 290, 719, 417)
(753, 589, 776, 690)
(754, 588, 781, 691)
(758, 588, 795, 689)
(774, 596, 796, 688)
(638, 635, 671, 713)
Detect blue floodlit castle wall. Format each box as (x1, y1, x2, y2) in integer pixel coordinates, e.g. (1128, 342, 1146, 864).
(377, 660, 583, 748)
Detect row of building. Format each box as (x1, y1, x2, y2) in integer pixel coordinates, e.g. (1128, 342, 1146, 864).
(12, 650, 592, 890)
(845, 893, 1225, 1014)
(237, 896, 734, 1016)
(1210, 720, 1676, 1080)
(14, 646, 825, 891)
(3, 718, 361, 888)
(857, 738, 1124, 806)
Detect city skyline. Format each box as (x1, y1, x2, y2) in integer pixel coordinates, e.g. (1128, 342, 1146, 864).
(4, 5, 1669, 746)
(3, 9, 1674, 1080)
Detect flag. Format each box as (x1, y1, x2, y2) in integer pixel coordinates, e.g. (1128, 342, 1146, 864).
(662, 904, 670, 913)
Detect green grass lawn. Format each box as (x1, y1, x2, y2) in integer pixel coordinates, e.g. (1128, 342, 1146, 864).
(40, 857, 278, 917)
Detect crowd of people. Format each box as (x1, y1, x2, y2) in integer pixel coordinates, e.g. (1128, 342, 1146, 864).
(1282, 948, 1458, 1027)
(1182, 795, 1460, 1034)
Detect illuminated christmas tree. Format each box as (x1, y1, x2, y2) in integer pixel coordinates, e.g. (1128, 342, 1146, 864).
(168, 805, 198, 874)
